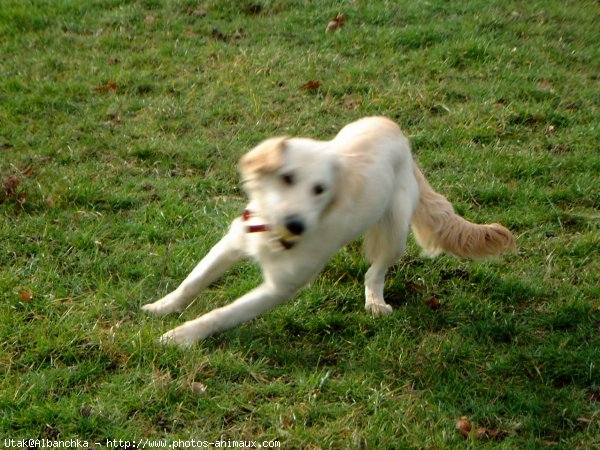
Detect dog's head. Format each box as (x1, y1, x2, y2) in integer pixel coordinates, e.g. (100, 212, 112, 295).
(240, 136, 338, 249)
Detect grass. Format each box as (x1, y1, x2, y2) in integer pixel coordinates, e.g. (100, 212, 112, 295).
(1, 0, 599, 448)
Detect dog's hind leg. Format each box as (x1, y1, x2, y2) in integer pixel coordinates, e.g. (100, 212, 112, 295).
(142, 222, 246, 316)
(363, 200, 412, 316)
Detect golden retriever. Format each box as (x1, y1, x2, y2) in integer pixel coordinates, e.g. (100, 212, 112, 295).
(143, 117, 515, 346)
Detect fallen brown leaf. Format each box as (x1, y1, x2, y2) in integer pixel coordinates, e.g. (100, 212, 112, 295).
(457, 416, 509, 441)
(456, 416, 472, 437)
(19, 290, 32, 303)
(326, 14, 346, 32)
(476, 427, 509, 441)
(93, 82, 118, 93)
(22, 164, 35, 177)
(476, 427, 488, 440)
(424, 296, 441, 310)
(538, 79, 551, 88)
(301, 80, 322, 91)
(3, 176, 21, 197)
(406, 282, 426, 293)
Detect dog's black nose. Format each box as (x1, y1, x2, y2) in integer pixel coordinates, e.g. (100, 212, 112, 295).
(284, 215, 305, 236)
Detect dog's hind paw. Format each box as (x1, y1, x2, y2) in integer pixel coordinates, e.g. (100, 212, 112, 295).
(365, 302, 393, 316)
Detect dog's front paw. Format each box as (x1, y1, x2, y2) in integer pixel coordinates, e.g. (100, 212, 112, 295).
(159, 326, 197, 348)
(141, 294, 184, 317)
(159, 319, 212, 347)
(365, 302, 393, 316)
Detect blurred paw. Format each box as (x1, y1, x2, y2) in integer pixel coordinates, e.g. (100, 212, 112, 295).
(365, 302, 393, 316)
(159, 326, 197, 348)
(141, 295, 183, 316)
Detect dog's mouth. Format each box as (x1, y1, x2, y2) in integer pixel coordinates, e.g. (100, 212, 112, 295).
(243, 209, 297, 251)
(278, 237, 296, 250)
(270, 226, 300, 251)
(268, 229, 299, 251)
(267, 233, 298, 251)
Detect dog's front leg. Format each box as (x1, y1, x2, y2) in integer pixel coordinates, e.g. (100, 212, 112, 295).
(159, 282, 292, 347)
(142, 224, 245, 316)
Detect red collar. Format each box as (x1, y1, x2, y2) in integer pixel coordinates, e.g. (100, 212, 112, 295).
(242, 209, 270, 233)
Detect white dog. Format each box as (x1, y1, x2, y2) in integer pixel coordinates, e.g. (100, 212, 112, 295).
(143, 117, 515, 346)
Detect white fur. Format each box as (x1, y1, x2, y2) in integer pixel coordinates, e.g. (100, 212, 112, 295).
(142, 117, 515, 346)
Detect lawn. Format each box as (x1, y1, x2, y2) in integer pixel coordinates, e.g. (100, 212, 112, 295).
(1, 0, 599, 448)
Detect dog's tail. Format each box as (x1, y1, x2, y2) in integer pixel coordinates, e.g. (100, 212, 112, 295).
(411, 163, 516, 259)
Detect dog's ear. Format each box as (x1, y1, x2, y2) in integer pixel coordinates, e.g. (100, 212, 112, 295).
(322, 155, 343, 216)
(239, 136, 289, 179)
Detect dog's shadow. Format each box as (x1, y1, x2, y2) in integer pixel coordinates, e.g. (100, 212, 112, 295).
(199, 263, 538, 371)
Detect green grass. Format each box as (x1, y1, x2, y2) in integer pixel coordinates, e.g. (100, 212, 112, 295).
(1, 0, 599, 448)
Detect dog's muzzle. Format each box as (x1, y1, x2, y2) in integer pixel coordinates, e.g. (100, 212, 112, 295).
(242, 209, 296, 250)
(284, 214, 305, 236)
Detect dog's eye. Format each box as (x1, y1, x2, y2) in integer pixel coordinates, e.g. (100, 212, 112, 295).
(313, 184, 325, 196)
(281, 173, 295, 186)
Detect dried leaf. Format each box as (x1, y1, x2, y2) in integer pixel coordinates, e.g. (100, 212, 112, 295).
(22, 164, 35, 177)
(476, 427, 488, 440)
(45, 196, 56, 208)
(475, 427, 508, 441)
(456, 416, 472, 437)
(424, 296, 441, 310)
(93, 82, 118, 93)
(457, 417, 509, 441)
(19, 290, 32, 303)
(3, 176, 21, 196)
(326, 14, 346, 32)
(191, 382, 207, 395)
(538, 79, 551, 88)
(406, 282, 426, 293)
(300, 80, 322, 91)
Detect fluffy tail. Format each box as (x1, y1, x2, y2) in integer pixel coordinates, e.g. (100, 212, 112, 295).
(411, 163, 516, 259)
